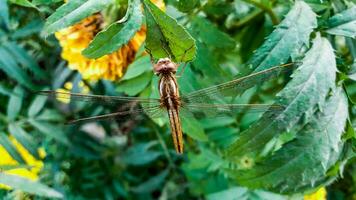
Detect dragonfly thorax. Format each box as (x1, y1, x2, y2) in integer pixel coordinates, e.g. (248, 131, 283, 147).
(154, 58, 177, 75)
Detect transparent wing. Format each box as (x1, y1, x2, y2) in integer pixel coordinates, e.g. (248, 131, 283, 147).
(182, 63, 297, 105)
(66, 106, 165, 124)
(180, 103, 284, 119)
(37, 90, 160, 107)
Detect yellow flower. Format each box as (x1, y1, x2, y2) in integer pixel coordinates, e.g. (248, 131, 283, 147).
(55, 81, 90, 104)
(304, 187, 327, 200)
(0, 136, 45, 189)
(55, 0, 164, 81)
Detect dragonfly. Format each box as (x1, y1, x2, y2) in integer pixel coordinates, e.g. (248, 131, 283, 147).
(38, 59, 297, 154)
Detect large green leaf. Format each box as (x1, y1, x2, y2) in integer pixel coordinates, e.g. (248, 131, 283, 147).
(233, 88, 348, 194)
(82, 0, 143, 59)
(0, 172, 63, 198)
(142, 0, 196, 62)
(121, 55, 151, 80)
(116, 71, 153, 96)
(122, 141, 162, 166)
(43, 0, 113, 35)
(248, 1, 317, 72)
(326, 6, 356, 38)
(7, 85, 25, 121)
(227, 35, 337, 160)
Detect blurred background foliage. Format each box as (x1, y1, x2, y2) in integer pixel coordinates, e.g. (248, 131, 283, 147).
(0, 0, 355, 199)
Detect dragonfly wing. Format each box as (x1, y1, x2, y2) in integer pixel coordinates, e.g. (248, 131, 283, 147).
(180, 103, 284, 119)
(37, 90, 160, 106)
(182, 63, 297, 104)
(67, 106, 165, 124)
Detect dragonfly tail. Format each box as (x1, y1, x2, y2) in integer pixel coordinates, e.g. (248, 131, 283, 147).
(168, 108, 184, 154)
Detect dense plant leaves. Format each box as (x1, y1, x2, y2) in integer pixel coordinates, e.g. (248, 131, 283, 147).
(190, 17, 236, 49)
(0, 47, 37, 90)
(8, 123, 40, 159)
(0, 173, 63, 198)
(9, 0, 37, 8)
(28, 119, 69, 145)
(131, 169, 169, 193)
(122, 141, 162, 166)
(0, 0, 9, 29)
(227, 35, 337, 160)
(233, 88, 348, 194)
(44, 0, 113, 35)
(248, 1, 317, 71)
(2, 42, 47, 79)
(117, 71, 153, 96)
(121, 56, 151, 80)
(181, 116, 208, 141)
(82, 0, 143, 59)
(326, 6, 356, 38)
(174, 0, 200, 13)
(142, 0, 196, 62)
(207, 187, 286, 200)
(7, 85, 25, 121)
(0, 133, 26, 164)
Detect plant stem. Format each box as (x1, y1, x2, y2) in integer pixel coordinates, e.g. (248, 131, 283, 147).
(242, 0, 279, 25)
(152, 125, 174, 168)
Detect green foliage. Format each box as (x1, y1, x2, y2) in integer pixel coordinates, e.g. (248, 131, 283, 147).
(44, 0, 113, 35)
(0, 0, 356, 199)
(142, 0, 196, 62)
(82, 0, 143, 59)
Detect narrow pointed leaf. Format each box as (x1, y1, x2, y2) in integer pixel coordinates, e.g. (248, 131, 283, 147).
(142, 0, 196, 62)
(44, 0, 113, 35)
(0, 133, 26, 164)
(82, 0, 143, 59)
(8, 124, 40, 159)
(28, 119, 69, 145)
(0, 172, 63, 198)
(7, 85, 25, 121)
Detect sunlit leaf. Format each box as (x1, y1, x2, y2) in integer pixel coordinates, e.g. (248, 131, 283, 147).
(0, 133, 26, 164)
(82, 0, 143, 59)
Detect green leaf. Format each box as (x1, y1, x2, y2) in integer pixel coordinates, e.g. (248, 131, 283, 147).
(142, 0, 196, 62)
(0, 172, 63, 198)
(181, 116, 208, 142)
(122, 141, 162, 165)
(9, 0, 37, 8)
(0, 84, 12, 96)
(3, 42, 47, 79)
(190, 16, 236, 49)
(207, 187, 287, 200)
(227, 35, 337, 159)
(0, 47, 37, 90)
(248, 1, 317, 71)
(117, 71, 153, 96)
(28, 119, 69, 145)
(0, 0, 10, 29)
(7, 85, 25, 121)
(131, 169, 169, 193)
(0, 133, 26, 164)
(8, 124, 40, 159)
(121, 56, 151, 80)
(174, 0, 200, 13)
(28, 93, 48, 117)
(82, 0, 143, 59)
(233, 88, 348, 194)
(43, 0, 113, 35)
(326, 6, 356, 38)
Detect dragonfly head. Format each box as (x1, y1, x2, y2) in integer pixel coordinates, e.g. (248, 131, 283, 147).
(154, 58, 177, 75)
